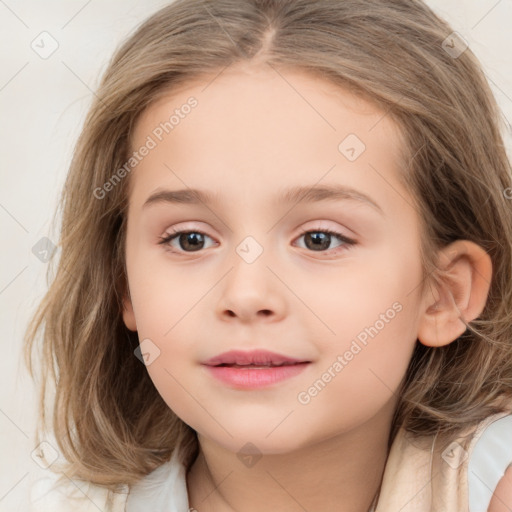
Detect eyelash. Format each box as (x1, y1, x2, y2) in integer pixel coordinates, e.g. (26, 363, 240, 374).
(157, 227, 357, 255)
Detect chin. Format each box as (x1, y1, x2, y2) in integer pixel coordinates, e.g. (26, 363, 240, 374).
(195, 421, 312, 458)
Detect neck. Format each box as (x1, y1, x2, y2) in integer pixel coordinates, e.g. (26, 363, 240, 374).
(186, 398, 397, 512)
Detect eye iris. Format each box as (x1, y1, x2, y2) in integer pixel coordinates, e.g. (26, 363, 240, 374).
(164, 229, 346, 253)
(305, 232, 331, 251)
(180, 232, 204, 251)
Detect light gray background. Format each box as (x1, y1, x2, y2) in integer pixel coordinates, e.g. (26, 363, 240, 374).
(1, 1, 511, 509)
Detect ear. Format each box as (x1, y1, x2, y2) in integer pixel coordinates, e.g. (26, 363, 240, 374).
(121, 281, 138, 332)
(417, 240, 492, 347)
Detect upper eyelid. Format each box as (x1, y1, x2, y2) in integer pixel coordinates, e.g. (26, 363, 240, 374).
(162, 218, 354, 236)
(161, 225, 351, 238)
(159, 226, 356, 247)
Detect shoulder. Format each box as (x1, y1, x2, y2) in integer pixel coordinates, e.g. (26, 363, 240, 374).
(488, 465, 512, 512)
(26, 431, 127, 511)
(27, 441, 188, 512)
(376, 401, 512, 511)
(28, 465, 128, 512)
(468, 407, 512, 512)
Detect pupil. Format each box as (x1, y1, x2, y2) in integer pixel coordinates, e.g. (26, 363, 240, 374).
(306, 232, 330, 251)
(181, 232, 204, 251)
(176, 231, 332, 252)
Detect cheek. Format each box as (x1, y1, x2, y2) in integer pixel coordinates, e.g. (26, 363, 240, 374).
(127, 225, 423, 405)
(302, 244, 422, 344)
(126, 250, 208, 339)
(306, 249, 422, 395)
(293, 294, 419, 434)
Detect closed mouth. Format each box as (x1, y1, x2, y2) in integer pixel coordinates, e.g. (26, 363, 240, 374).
(203, 349, 310, 367)
(214, 362, 307, 368)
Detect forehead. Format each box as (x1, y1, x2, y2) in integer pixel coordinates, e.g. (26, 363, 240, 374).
(128, 64, 409, 216)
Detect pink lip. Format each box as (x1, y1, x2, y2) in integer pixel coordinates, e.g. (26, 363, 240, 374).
(202, 349, 311, 389)
(203, 349, 308, 366)
(203, 363, 310, 389)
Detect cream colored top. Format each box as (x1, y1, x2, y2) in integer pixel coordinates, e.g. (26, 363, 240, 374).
(28, 407, 512, 512)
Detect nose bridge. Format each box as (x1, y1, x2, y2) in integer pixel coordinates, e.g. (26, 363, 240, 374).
(227, 232, 271, 292)
(235, 234, 266, 266)
(216, 230, 286, 321)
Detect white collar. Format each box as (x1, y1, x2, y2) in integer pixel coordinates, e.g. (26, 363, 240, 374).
(126, 445, 190, 511)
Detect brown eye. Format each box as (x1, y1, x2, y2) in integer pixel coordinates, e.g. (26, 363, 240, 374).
(295, 229, 356, 253)
(158, 230, 215, 253)
(158, 227, 356, 256)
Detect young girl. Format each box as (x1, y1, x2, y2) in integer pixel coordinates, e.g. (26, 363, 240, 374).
(24, 0, 512, 511)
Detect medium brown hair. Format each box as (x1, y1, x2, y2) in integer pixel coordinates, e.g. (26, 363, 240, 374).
(24, 0, 512, 490)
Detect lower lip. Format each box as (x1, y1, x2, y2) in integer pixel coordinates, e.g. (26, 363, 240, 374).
(203, 363, 310, 389)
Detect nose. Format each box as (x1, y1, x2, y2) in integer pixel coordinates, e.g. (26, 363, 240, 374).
(215, 249, 288, 324)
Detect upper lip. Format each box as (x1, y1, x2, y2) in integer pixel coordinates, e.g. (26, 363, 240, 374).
(203, 349, 310, 366)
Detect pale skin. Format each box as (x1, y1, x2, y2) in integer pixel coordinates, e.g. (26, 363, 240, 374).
(122, 62, 493, 511)
(489, 466, 512, 511)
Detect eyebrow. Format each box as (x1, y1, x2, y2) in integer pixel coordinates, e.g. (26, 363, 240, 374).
(142, 185, 384, 215)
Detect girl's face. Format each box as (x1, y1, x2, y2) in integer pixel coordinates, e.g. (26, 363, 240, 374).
(122, 63, 428, 454)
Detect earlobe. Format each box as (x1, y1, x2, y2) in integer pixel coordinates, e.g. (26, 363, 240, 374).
(121, 284, 138, 332)
(417, 240, 492, 348)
